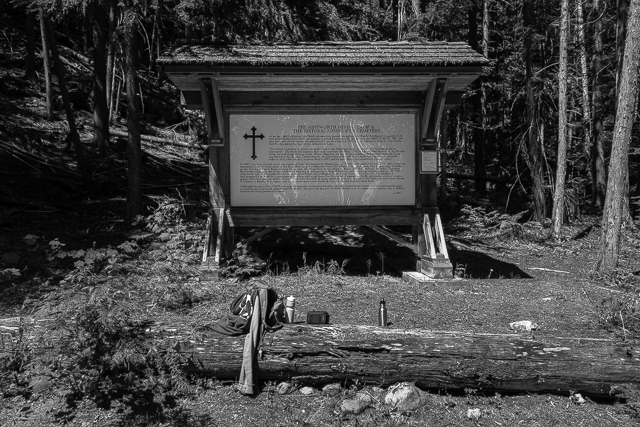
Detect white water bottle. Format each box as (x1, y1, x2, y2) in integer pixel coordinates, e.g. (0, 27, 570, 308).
(285, 296, 296, 323)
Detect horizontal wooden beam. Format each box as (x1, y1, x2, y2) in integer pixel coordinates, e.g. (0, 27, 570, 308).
(169, 74, 479, 92)
(163, 65, 484, 75)
(220, 91, 426, 106)
(230, 207, 421, 226)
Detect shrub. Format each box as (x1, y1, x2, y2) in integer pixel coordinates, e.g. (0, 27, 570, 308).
(31, 284, 190, 417)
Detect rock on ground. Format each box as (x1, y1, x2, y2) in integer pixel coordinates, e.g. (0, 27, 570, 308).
(322, 383, 342, 396)
(384, 382, 425, 413)
(467, 408, 482, 420)
(299, 386, 315, 395)
(341, 392, 373, 415)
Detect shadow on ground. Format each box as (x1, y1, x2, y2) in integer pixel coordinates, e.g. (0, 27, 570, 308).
(448, 246, 532, 279)
(236, 225, 417, 276)
(236, 225, 533, 279)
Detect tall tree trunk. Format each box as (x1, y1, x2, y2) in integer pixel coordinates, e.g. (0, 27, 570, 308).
(481, 0, 491, 175)
(39, 10, 54, 120)
(616, 0, 632, 222)
(106, 0, 117, 121)
(397, 0, 404, 41)
(577, 0, 592, 157)
(125, 19, 142, 224)
(523, 0, 546, 221)
(82, 4, 91, 54)
(45, 17, 92, 189)
(150, 0, 162, 73)
(92, 0, 109, 150)
(551, 0, 571, 241)
(24, 11, 37, 83)
(595, 0, 640, 273)
(591, 0, 607, 210)
(469, 3, 486, 195)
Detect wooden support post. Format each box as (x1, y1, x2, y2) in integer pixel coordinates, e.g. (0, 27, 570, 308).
(210, 78, 224, 145)
(428, 79, 448, 143)
(224, 208, 234, 260)
(202, 209, 212, 263)
(199, 78, 230, 280)
(413, 78, 453, 280)
(420, 80, 437, 144)
(434, 211, 449, 259)
(422, 214, 437, 259)
(416, 209, 452, 279)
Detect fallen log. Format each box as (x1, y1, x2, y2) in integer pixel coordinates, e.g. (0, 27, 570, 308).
(111, 129, 201, 149)
(2, 318, 637, 398)
(157, 324, 639, 398)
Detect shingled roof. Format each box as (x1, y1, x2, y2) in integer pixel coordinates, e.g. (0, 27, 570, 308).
(159, 41, 488, 67)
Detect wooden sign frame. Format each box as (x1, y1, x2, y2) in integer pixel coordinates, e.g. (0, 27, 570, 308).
(160, 43, 486, 279)
(225, 108, 420, 211)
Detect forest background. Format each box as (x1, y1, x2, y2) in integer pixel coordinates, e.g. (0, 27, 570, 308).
(1, 1, 640, 425)
(5, 0, 640, 273)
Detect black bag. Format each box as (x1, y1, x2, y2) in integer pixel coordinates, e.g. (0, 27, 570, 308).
(211, 281, 284, 336)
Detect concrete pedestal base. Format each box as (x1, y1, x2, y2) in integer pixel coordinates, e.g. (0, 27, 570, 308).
(417, 257, 453, 279)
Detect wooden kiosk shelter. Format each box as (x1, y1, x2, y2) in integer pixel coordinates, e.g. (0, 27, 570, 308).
(159, 42, 487, 279)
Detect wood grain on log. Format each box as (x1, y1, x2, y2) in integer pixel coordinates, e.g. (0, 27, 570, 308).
(2, 318, 637, 398)
(151, 324, 639, 398)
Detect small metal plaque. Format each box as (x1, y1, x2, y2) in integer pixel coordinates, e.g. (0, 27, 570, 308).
(420, 150, 439, 174)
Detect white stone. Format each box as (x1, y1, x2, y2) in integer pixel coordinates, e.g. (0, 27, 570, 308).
(322, 383, 342, 396)
(341, 392, 373, 414)
(276, 382, 295, 395)
(570, 393, 586, 405)
(467, 408, 482, 420)
(509, 320, 538, 331)
(384, 382, 425, 412)
(299, 386, 315, 395)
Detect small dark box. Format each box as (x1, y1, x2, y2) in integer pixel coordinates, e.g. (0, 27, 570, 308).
(307, 311, 329, 324)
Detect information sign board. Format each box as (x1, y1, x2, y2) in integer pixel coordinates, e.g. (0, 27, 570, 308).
(230, 114, 416, 207)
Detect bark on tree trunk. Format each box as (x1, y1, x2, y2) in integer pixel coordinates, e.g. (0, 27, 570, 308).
(577, 0, 592, 159)
(481, 0, 491, 161)
(616, 0, 632, 223)
(591, 0, 607, 210)
(39, 10, 54, 121)
(551, 0, 570, 241)
(82, 4, 91, 54)
(125, 19, 142, 224)
(45, 17, 93, 190)
(523, 0, 546, 221)
(150, 0, 162, 72)
(24, 11, 37, 83)
(92, 0, 110, 150)
(106, 0, 117, 122)
(595, 0, 640, 273)
(468, 4, 486, 195)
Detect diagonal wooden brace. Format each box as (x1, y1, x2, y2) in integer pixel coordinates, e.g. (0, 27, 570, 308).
(417, 209, 453, 279)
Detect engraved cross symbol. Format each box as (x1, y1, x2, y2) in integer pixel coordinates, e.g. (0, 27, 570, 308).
(243, 126, 264, 160)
